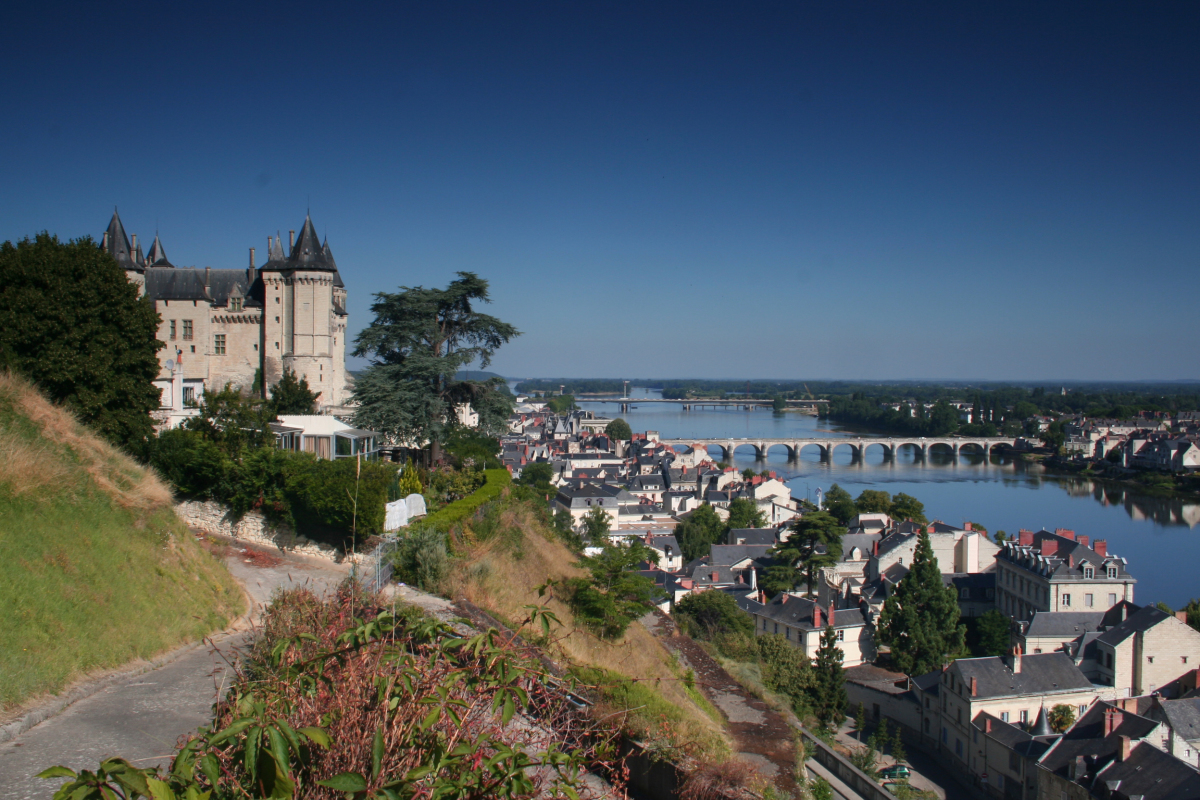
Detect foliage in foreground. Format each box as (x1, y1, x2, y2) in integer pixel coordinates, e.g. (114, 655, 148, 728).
(42, 585, 622, 799)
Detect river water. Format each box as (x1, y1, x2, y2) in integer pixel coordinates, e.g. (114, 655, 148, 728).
(557, 387, 1200, 607)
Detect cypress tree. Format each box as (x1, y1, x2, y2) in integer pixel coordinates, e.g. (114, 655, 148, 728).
(812, 624, 847, 729)
(877, 530, 966, 675)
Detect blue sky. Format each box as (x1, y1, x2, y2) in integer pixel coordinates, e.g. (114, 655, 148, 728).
(2, 2, 1197, 381)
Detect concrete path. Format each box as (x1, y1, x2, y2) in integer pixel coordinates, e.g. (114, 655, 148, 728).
(0, 540, 349, 800)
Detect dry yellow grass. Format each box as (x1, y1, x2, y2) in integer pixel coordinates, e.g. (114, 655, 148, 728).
(446, 502, 731, 759)
(0, 371, 172, 511)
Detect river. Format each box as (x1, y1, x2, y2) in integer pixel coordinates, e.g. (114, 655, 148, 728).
(548, 387, 1200, 607)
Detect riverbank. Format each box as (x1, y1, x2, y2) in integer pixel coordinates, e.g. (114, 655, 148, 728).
(1043, 458, 1200, 499)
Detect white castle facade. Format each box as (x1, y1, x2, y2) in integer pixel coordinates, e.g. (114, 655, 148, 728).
(102, 211, 350, 418)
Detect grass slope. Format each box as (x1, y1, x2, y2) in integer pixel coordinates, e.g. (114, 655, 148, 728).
(0, 372, 243, 710)
(442, 494, 731, 761)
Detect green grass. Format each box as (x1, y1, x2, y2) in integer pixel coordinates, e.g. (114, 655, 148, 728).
(0, 374, 243, 709)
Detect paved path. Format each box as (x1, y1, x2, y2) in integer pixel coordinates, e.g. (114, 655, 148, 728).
(0, 541, 349, 800)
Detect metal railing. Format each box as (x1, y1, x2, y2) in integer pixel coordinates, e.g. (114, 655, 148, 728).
(356, 534, 400, 594)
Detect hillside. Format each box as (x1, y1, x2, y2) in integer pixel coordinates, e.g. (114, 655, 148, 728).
(0, 372, 243, 710)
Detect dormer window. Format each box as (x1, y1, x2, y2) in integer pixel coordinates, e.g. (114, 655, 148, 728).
(1107, 565, 1118, 579)
(230, 297, 243, 312)
(1084, 565, 1094, 579)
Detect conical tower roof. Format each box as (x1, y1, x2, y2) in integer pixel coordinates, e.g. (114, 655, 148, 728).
(288, 214, 328, 267)
(323, 238, 344, 287)
(146, 234, 173, 267)
(103, 210, 139, 271)
(134, 241, 146, 267)
(1030, 705, 1053, 736)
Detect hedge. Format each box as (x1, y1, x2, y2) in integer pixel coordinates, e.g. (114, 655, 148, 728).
(417, 468, 511, 531)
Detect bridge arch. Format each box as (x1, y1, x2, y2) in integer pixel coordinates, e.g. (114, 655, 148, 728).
(860, 441, 894, 460)
(827, 441, 864, 460)
(956, 441, 989, 456)
(759, 442, 795, 460)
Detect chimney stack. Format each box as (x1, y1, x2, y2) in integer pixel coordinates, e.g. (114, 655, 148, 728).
(985, 717, 992, 733)
(970, 676, 977, 696)
(131, 233, 137, 251)
(1094, 539, 1108, 557)
(828, 601, 836, 626)
(1011, 644, 1023, 674)
(1118, 735, 1132, 762)
(1041, 539, 1058, 557)
(964, 522, 972, 531)
(1177, 611, 1189, 624)
(813, 604, 822, 628)
(1077, 535, 1089, 549)
(204, 266, 211, 286)
(1019, 529, 1034, 546)
(1104, 707, 1121, 736)
(102, 231, 109, 249)
(873, 540, 880, 557)
(289, 230, 295, 250)
(249, 247, 255, 269)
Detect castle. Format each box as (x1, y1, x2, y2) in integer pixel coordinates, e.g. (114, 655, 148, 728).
(101, 210, 350, 417)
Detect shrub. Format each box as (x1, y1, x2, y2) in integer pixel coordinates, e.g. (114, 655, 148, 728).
(418, 468, 511, 531)
(675, 590, 755, 641)
(390, 526, 450, 591)
(284, 456, 393, 544)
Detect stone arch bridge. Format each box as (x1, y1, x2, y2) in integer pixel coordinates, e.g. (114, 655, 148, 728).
(658, 436, 1017, 461)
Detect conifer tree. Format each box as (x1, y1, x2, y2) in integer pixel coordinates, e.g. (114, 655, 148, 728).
(877, 530, 966, 675)
(397, 458, 423, 495)
(812, 624, 847, 729)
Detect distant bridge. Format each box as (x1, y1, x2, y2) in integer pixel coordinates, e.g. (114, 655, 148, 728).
(586, 397, 828, 412)
(657, 436, 1017, 461)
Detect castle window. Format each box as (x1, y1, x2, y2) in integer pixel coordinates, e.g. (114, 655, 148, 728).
(182, 320, 193, 340)
(230, 297, 243, 312)
(169, 320, 176, 340)
(214, 334, 226, 355)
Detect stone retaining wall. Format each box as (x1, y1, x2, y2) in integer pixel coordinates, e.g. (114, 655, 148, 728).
(175, 500, 365, 564)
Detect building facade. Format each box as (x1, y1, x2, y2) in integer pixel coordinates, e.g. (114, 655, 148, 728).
(101, 211, 350, 420)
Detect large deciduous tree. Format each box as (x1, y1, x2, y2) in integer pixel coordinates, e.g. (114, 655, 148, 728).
(604, 417, 632, 442)
(726, 497, 766, 530)
(876, 530, 965, 675)
(0, 234, 162, 448)
(675, 503, 726, 561)
(352, 273, 519, 461)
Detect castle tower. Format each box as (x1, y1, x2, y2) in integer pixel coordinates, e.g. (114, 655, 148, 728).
(102, 210, 145, 292)
(259, 214, 348, 407)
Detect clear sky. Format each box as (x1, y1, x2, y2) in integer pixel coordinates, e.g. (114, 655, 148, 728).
(2, 2, 1197, 381)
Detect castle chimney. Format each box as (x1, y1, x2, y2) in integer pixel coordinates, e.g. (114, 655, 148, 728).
(102, 231, 108, 249)
(249, 247, 255, 269)
(813, 604, 822, 628)
(204, 266, 211, 286)
(970, 676, 977, 696)
(131, 233, 137, 251)
(289, 230, 295, 250)
(1094, 539, 1108, 557)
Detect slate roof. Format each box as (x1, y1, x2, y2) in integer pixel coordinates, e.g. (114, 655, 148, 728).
(1096, 605, 1172, 647)
(1159, 698, 1200, 744)
(1094, 741, 1200, 800)
(950, 652, 1093, 700)
(143, 267, 264, 309)
(841, 532, 882, 560)
(146, 234, 172, 267)
(103, 210, 139, 271)
(727, 528, 776, 546)
(709, 544, 773, 567)
(999, 531, 1135, 584)
(261, 215, 337, 272)
(1039, 701, 1161, 779)
(1024, 611, 1107, 639)
(754, 594, 867, 630)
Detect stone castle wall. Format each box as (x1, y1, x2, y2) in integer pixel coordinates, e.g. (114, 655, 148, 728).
(175, 499, 366, 564)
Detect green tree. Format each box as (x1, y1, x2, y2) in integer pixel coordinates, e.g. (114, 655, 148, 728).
(823, 483, 858, 524)
(674, 590, 754, 640)
(183, 383, 274, 457)
(675, 504, 726, 561)
(396, 458, 423, 496)
(1183, 599, 1200, 632)
(352, 272, 519, 462)
(855, 489, 893, 515)
(877, 531, 966, 675)
(742, 468, 757, 480)
(927, 400, 960, 436)
(890, 728, 907, 764)
(889, 493, 928, 524)
(267, 367, 320, 414)
(604, 417, 632, 441)
(757, 634, 814, 715)
(772, 395, 787, 412)
(1049, 703, 1076, 733)
(855, 702, 867, 742)
(567, 541, 658, 639)
(972, 610, 1011, 657)
(0, 233, 163, 448)
(1041, 420, 1067, 452)
(726, 497, 766, 530)
(765, 511, 844, 597)
(519, 461, 555, 492)
(581, 505, 612, 545)
(813, 625, 847, 729)
(545, 394, 577, 413)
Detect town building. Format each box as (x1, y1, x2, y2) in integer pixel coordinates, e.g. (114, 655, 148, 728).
(995, 529, 1136, 620)
(748, 593, 874, 667)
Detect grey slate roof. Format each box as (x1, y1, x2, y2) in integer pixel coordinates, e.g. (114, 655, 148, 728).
(261, 215, 337, 272)
(103, 210, 139, 271)
(146, 234, 172, 267)
(1095, 605, 1172, 647)
(1024, 611, 1106, 638)
(951, 652, 1093, 700)
(1159, 698, 1200, 745)
(754, 594, 866, 630)
(727, 528, 776, 546)
(1094, 741, 1200, 800)
(709, 544, 773, 567)
(143, 267, 263, 309)
(1039, 701, 1161, 778)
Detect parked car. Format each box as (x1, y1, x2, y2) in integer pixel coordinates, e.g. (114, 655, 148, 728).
(880, 764, 911, 780)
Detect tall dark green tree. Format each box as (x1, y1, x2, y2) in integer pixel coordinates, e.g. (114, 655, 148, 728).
(0, 233, 162, 448)
(675, 504, 726, 561)
(764, 511, 844, 596)
(352, 273, 519, 461)
(813, 625, 847, 729)
(604, 417, 632, 442)
(268, 368, 321, 415)
(876, 530, 966, 675)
